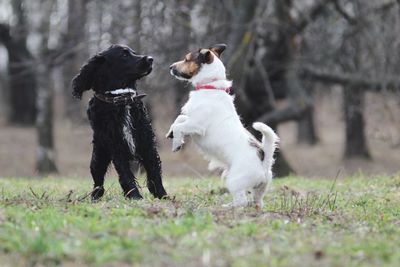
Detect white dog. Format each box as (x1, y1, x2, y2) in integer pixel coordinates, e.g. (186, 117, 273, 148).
(167, 44, 279, 208)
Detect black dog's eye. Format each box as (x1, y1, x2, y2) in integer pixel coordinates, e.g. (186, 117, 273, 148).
(122, 50, 130, 58)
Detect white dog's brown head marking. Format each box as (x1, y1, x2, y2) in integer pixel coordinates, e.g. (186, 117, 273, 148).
(169, 44, 227, 81)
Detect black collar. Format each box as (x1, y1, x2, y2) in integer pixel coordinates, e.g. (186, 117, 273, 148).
(94, 91, 146, 105)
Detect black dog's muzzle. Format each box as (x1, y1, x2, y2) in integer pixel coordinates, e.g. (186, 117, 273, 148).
(94, 92, 146, 105)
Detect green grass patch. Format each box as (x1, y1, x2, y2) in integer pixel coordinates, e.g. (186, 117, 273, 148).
(0, 174, 399, 266)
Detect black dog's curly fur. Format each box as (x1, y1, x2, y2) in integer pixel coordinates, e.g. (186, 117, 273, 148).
(72, 44, 167, 200)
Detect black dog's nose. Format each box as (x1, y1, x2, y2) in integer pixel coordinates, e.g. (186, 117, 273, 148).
(143, 56, 153, 64)
(169, 64, 174, 70)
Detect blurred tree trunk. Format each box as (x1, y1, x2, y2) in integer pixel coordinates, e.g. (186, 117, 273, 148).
(62, 0, 87, 121)
(36, 61, 58, 174)
(0, 0, 37, 125)
(110, 1, 123, 42)
(0, 73, 8, 117)
(173, 0, 192, 110)
(297, 106, 318, 144)
(36, 0, 58, 174)
(343, 86, 370, 159)
(227, 0, 294, 177)
(339, 1, 371, 160)
(131, 0, 142, 51)
(297, 86, 318, 144)
(261, 0, 329, 173)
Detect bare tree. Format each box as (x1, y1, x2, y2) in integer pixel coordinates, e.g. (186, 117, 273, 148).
(62, 0, 88, 121)
(301, 0, 400, 159)
(225, 0, 331, 176)
(0, 0, 37, 125)
(36, 0, 58, 174)
(168, 0, 194, 109)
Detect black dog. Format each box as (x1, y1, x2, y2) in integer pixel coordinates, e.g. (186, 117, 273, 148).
(72, 44, 167, 200)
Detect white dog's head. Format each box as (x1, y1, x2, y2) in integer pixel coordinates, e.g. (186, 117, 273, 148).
(169, 44, 227, 86)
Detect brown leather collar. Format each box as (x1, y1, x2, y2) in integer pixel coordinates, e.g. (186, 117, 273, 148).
(94, 92, 146, 105)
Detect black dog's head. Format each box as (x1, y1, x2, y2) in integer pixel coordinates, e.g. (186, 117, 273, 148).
(72, 44, 153, 99)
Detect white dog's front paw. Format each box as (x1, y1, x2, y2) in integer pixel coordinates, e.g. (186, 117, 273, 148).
(172, 138, 184, 152)
(166, 129, 174, 139)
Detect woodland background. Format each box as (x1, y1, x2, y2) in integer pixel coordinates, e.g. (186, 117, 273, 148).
(0, 0, 399, 178)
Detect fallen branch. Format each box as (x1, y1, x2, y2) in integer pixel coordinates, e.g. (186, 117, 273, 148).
(301, 65, 400, 92)
(256, 99, 311, 126)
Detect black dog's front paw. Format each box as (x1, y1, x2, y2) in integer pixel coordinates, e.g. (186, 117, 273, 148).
(91, 186, 105, 201)
(159, 194, 171, 200)
(154, 191, 168, 200)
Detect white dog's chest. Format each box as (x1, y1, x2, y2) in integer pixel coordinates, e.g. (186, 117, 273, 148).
(182, 92, 250, 163)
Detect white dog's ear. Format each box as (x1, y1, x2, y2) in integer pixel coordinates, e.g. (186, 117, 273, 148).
(199, 49, 213, 64)
(209, 44, 227, 57)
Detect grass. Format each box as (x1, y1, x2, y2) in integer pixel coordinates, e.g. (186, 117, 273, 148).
(0, 174, 399, 267)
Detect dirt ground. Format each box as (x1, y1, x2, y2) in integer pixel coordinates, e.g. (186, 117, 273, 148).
(0, 89, 399, 179)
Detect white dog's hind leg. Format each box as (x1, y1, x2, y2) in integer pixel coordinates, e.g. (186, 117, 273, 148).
(232, 191, 248, 207)
(225, 171, 250, 207)
(207, 159, 227, 181)
(221, 169, 228, 180)
(253, 182, 267, 210)
(208, 159, 225, 171)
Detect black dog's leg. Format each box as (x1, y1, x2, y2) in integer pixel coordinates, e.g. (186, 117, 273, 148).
(141, 147, 167, 199)
(90, 143, 111, 200)
(136, 106, 167, 199)
(112, 155, 143, 199)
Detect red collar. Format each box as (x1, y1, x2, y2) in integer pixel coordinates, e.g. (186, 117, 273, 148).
(195, 84, 231, 94)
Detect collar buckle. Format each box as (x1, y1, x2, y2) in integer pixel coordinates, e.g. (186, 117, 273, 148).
(95, 90, 146, 105)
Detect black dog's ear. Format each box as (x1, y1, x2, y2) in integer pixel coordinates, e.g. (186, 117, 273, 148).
(209, 44, 227, 57)
(72, 54, 104, 99)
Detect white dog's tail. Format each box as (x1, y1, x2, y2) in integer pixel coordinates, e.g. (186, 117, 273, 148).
(252, 122, 279, 170)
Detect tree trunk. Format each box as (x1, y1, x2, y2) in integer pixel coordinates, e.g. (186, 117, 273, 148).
(343, 86, 370, 159)
(273, 152, 293, 177)
(172, 0, 193, 110)
(297, 105, 318, 145)
(338, 1, 371, 160)
(0, 73, 8, 117)
(36, 63, 58, 174)
(63, 0, 87, 121)
(227, 0, 295, 177)
(0, 0, 37, 125)
(131, 0, 142, 51)
(36, 0, 58, 174)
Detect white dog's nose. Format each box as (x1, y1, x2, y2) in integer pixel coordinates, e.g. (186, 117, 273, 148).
(169, 64, 176, 76)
